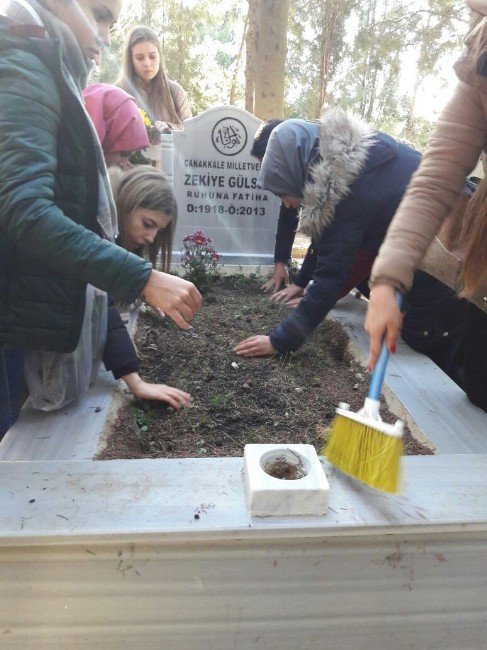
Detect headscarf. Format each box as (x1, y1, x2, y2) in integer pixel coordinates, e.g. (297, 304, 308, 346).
(257, 119, 320, 198)
(82, 83, 149, 154)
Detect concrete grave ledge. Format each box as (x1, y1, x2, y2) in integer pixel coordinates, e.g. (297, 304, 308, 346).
(1, 455, 487, 545)
(0, 456, 486, 649)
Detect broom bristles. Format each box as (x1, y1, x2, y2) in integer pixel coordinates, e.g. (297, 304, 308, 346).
(323, 413, 403, 493)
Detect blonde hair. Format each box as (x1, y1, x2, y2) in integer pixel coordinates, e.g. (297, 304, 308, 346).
(109, 166, 177, 271)
(459, 176, 487, 299)
(116, 26, 181, 127)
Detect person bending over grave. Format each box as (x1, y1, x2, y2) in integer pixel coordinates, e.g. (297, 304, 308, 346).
(83, 85, 189, 406)
(234, 112, 475, 394)
(83, 83, 150, 170)
(251, 119, 299, 293)
(0, 0, 201, 438)
(104, 166, 191, 409)
(116, 25, 192, 134)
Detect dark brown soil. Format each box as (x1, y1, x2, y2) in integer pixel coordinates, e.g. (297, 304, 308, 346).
(97, 276, 432, 460)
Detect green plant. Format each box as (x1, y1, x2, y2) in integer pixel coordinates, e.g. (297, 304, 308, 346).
(209, 389, 235, 407)
(246, 431, 256, 444)
(134, 407, 154, 433)
(232, 273, 246, 287)
(180, 230, 220, 293)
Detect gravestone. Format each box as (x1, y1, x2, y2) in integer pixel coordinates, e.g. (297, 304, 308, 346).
(171, 106, 281, 267)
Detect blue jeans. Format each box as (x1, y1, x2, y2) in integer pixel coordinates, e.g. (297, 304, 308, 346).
(0, 348, 24, 439)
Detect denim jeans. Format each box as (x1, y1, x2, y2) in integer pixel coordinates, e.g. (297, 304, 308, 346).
(0, 348, 24, 439)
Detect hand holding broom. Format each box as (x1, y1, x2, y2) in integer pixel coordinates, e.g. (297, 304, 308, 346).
(323, 293, 404, 493)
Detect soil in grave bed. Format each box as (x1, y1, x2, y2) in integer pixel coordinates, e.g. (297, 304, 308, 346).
(97, 276, 432, 460)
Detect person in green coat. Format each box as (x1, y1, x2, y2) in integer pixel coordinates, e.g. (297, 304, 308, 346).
(0, 0, 201, 436)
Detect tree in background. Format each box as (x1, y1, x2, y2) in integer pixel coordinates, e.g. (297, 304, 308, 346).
(93, 0, 469, 151)
(253, 0, 290, 118)
(288, 0, 468, 148)
(286, 0, 351, 117)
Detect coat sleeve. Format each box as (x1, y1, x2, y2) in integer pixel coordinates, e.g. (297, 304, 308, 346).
(167, 81, 192, 129)
(293, 244, 317, 288)
(0, 50, 152, 303)
(269, 197, 369, 353)
(102, 301, 140, 380)
(371, 79, 487, 292)
(274, 205, 298, 263)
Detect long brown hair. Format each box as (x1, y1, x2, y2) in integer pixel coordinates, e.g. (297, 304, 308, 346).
(109, 166, 177, 271)
(116, 26, 181, 127)
(460, 175, 487, 299)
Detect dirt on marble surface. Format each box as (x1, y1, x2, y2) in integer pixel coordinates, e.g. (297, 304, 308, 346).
(96, 276, 433, 460)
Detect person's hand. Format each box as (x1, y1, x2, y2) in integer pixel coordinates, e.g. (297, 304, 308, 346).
(234, 335, 276, 357)
(261, 262, 289, 293)
(269, 283, 303, 304)
(142, 270, 202, 329)
(286, 297, 302, 309)
(155, 120, 171, 133)
(364, 283, 403, 370)
(123, 373, 191, 409)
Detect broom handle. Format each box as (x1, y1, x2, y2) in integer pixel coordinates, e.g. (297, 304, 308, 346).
(368, 292, 403, 401)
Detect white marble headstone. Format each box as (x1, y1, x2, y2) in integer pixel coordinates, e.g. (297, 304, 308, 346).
(172, 106, 281, 266)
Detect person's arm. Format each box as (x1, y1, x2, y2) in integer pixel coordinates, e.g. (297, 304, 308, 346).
(0, 55, 201, 327)
(367, 79, 487, 368)
(294, 244, 317, 288)
(371, 80, 487, 293)
(0, 54, 152, 303)
(103, 302, 140, 379)
(174, 84, 192, 121)
(274, 205, 298, 264)
(268, 244, 315, 305)
(103, 302, 191, 409)
(163, 82, 192, 131)
(262, 205, 299, 293)
(270, 198, 369, 354)
(235, 199, 369, 357)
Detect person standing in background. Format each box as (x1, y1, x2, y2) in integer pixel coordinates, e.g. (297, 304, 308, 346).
(116, 25, 192, 134)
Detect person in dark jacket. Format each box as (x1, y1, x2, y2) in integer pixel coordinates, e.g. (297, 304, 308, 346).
(235, 111, 420, 355)
(234, 112, 471, 387)
(0, 0, 201, 436)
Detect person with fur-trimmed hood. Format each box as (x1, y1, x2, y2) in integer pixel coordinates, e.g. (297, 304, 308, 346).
(234, 110, 467, 361)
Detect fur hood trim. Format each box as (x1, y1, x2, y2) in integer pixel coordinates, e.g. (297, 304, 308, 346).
(299, 109, 376, 240)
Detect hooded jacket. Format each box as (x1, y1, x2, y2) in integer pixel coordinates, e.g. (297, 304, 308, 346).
(0, 6, 152, 353)
(83, 83, 150, 154)
(259, 112, 421, 353)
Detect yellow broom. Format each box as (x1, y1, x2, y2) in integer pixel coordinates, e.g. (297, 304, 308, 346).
(323, 317, 404, 493)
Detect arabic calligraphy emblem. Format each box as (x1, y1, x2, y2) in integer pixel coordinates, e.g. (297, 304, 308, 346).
(211, 118, 248, 156)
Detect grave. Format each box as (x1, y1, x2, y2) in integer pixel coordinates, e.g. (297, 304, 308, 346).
(169, 106, 281, 267)
(1, 109, 486, 647)
(1, 293, 486, 649)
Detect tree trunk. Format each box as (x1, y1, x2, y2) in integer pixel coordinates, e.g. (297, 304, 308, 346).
(230, 12, 249, 105)
(245, 0, 259, 114)
(253, 0, 290, 119)
(316, 1, 341, 116)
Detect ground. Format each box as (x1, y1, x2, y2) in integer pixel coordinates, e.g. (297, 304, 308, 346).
(97, 276, 432, 460)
